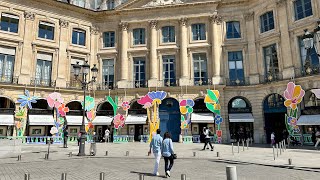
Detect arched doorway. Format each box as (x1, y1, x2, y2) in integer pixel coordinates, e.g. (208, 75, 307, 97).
(96, 101, 113, 142)
(66, 101, 83, 136)
(263, 94, 286, 144)
(29, 99, 53, 136)
(159, 98, 180, 142)
(0, 97, 15, 136)
(228, 97, 253, 142)
(128, 101, 147, 141)
(192, 98, 214, 143)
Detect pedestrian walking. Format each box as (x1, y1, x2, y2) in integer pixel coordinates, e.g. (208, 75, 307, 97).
(148, 129, 163, 176)
(162, 132, 175, 178)
(77, 132, 81, 146)
(315, 129, 320, 150)
(202, 127, 214, 151)
(63, 129, 68, 148)
(90, 132, 98, 156)
(104, 128, 110, 143)
(271, 132, 275, 146)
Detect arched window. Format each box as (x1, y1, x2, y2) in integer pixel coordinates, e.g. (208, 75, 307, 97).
(228, 97, 252, 113)
(303, 90, 320, 107)
(263, 94, 286, 113)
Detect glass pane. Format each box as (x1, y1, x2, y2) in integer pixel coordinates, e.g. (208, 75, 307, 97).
(229, 61, 235, 69)
(236, 61, 243, 69)
(0, 54, 4, 78)
(79, 32, 85, 46)
(72, 31, 77, 44)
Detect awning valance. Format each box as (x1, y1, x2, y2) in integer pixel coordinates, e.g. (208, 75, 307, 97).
(191, 113, 214, 123)
(66, 116, 83, 125)
(0, 115, 14, 125)
(92, 116, 113, 125)
(29, 115, 54, 125)
(229, 113, 254, 122)
(298, 115, 320, 125)
(125, 114, 147, 124)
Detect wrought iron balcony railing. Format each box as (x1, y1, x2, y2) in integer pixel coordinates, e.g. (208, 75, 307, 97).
(226, 77, 249, 86)
(259, 72, 283, 84)
(96, 82, 115, 90)
(66, 80, 82, 89)
(30, 78, 54, 87)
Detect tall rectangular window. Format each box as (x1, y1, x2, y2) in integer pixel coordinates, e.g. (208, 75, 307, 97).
(260, 11, 274, 33)
(102, 59, 114, 89)
(192, 24, 206, 41)
(263, 44, 279, 77)
(133, 28, 145, 45)
(133, 57, 146, 88)
(294, 0, 313, 20)
(107, 0, 115, 9)
(35, 53, 52, 86)
(0, 46, 15, 83)
(162, 55, 176, 86)
(38, 21, 55, 40)
(103, 31, 115, 47)
(193, 53, 207, 85)
(162, 26, 175, 43)
(298, 37, 319, 72)
(228, 51, 244, 85)
(226, 21, 241, 39)
(0, 13, 19, 33)
(72, 28, 86, 46)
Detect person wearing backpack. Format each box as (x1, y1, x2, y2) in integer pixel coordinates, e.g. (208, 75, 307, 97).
(162, 132, 175, 178)
(202, 127, 214, 151)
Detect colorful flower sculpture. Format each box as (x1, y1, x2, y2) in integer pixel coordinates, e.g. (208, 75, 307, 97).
(86, 109, 96, 121)
(47, 92, 63, 108)
(121, 101, 130, 111)
(82, 96, 95, 111)
(17, 90, 38, 109)
(148, 91, 167, 105)
(47, 92, 66, 136)
(284, 82, 305, 136)
(58, 103, 69, 117)
(215, 115, 223, 125)
(114, 114, 125, 129)
(180, 99, 194, 135)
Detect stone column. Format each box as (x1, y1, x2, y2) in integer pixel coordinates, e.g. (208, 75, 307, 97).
(117, 22, 129, 88)
(276, 0, 294, 79)
(179, 18, 190, 86)
(90, 26, 99, 81)
(19, 12, 35, 85)
(148, 20, 158, 87)
(244, 12, 260, 84)
(210, 12, 223, 85)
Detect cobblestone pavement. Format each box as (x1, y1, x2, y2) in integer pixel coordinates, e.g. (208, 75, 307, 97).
(0, 157, 319, 180)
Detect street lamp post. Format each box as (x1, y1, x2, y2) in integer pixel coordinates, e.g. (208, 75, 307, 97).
(302, 21, 320, 75)
(73, 61, 98, 156)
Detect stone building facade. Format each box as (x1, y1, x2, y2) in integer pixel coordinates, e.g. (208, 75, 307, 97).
(0, 0, 319, 143)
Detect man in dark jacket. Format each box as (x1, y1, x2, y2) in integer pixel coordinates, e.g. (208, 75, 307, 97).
(63, 129, 69, 148)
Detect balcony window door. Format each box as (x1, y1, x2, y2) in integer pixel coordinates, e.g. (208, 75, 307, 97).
(298, 37, 320, 72)
(193, 53, 207, 85)
(263, 44, 279, 79)
(162, 55, 176, 86)
(0, 46, 15, 83)
(228, 51, 244, 85)
(35, 53, 52, 86)
(102, 59, 114, 89)
(133, 57, 146, 88)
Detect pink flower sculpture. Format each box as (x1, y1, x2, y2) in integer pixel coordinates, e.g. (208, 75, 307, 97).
(121, 101, 130, 111)
(58, 103, 69, 117)
(47, 92, 63, 108)
(113, 114, 125, 129)
(284, 82, 305, 110)
(137, 95, 153, 108)
(86, 109, 96, 120)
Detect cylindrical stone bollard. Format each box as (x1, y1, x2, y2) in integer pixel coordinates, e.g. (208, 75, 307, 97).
(276, 144, 279, 157)
(232, 143, 234, 155)
(24, 173, 30, 180)
(282, 141, 285, 152)
(100, 172, 105, 180)
(126, 151, 129, 156)
(246, 140, 249, 150)
(139, 174, 144, 180)
(237, 142, 239, 153)
(181, 174, 187, 180)
(217, 152, 220, 157)
(61, 173, 67, 180)
(193, 152, 196, 157)
(18, 155, 21, 161)
(242, 141, 244, 151)
(279, 143, 282, 155)
(105, 151, 108, 156)
(284, 140, 286, 151)
(69, 152, 72, 157)
(226, 166, 237, 180)
(288, 158, 292, 165)
(272, 146, 275, 160)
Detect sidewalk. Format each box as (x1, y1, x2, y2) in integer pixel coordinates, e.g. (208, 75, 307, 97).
(0, 142, 319, 170)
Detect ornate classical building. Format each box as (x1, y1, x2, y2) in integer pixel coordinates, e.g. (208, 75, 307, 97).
(0, 0, 319, 143)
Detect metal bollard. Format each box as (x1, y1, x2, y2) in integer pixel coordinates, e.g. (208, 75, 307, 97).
(69, 152, 72, 157)
(193, 152, 196, 157)
(126, 151, 129, 156)
(279, 143, 282, 155)
(246, 140, 249, 150)
(45, 153, 49, 160)
(232, 143, 234, 155)
(272, 146, 275, 160)
(226, 166, 237, 180)
(100, 172, 105, 180)
(242, 141, 244, 151)
(105, 151, 108, 156)
(282, 141, 285, 152)
(237, 142, 239, 153)
(284, 140, 286, 151)
(18, 155, 21, 161)
(139, 174, 144, 180)
(61, 173, 67, 180)
(276, 144, 279, 157)
(217, 152, 220, 157)
(24, 173, 30, 180)
(181, 174, 187, 180)
(288, 158, 292, 165)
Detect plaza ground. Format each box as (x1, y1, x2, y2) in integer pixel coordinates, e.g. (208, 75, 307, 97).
(0, 142, 319, 179)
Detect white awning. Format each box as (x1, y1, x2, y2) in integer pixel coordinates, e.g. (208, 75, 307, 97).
(229, 113, 254, 122)
(92, 116, 113, 125)
(66, 116, 83, 125)
(29, 115, 54, 125)
(298, 115, 320, 125)
(125, 114, 147, 124)
(191, 113, 214, 123)
(0, 115, 14, 125)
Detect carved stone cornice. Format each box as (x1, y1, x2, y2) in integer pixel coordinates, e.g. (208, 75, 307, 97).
(244, 12, 254, 21)
(210, 13, 222, 25)
(91, 26, 99, 35)
(119, 22, 128, 31)
(59, 19, 69, 28)
(276, 0, 287, 7)
(179, 18, 188, 26)
(24, 12, 35, 21)
(149, 20, 157, 29)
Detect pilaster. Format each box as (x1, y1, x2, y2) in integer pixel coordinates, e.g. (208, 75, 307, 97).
(179, 18, 190, 86)
(118, 22, 129, 88)
(148, 20, 159, 87)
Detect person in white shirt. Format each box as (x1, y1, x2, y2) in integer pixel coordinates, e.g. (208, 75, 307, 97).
(104, 129, 110, 143)
(271, 132, 275, 146)
(315, 129, 320, 149)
